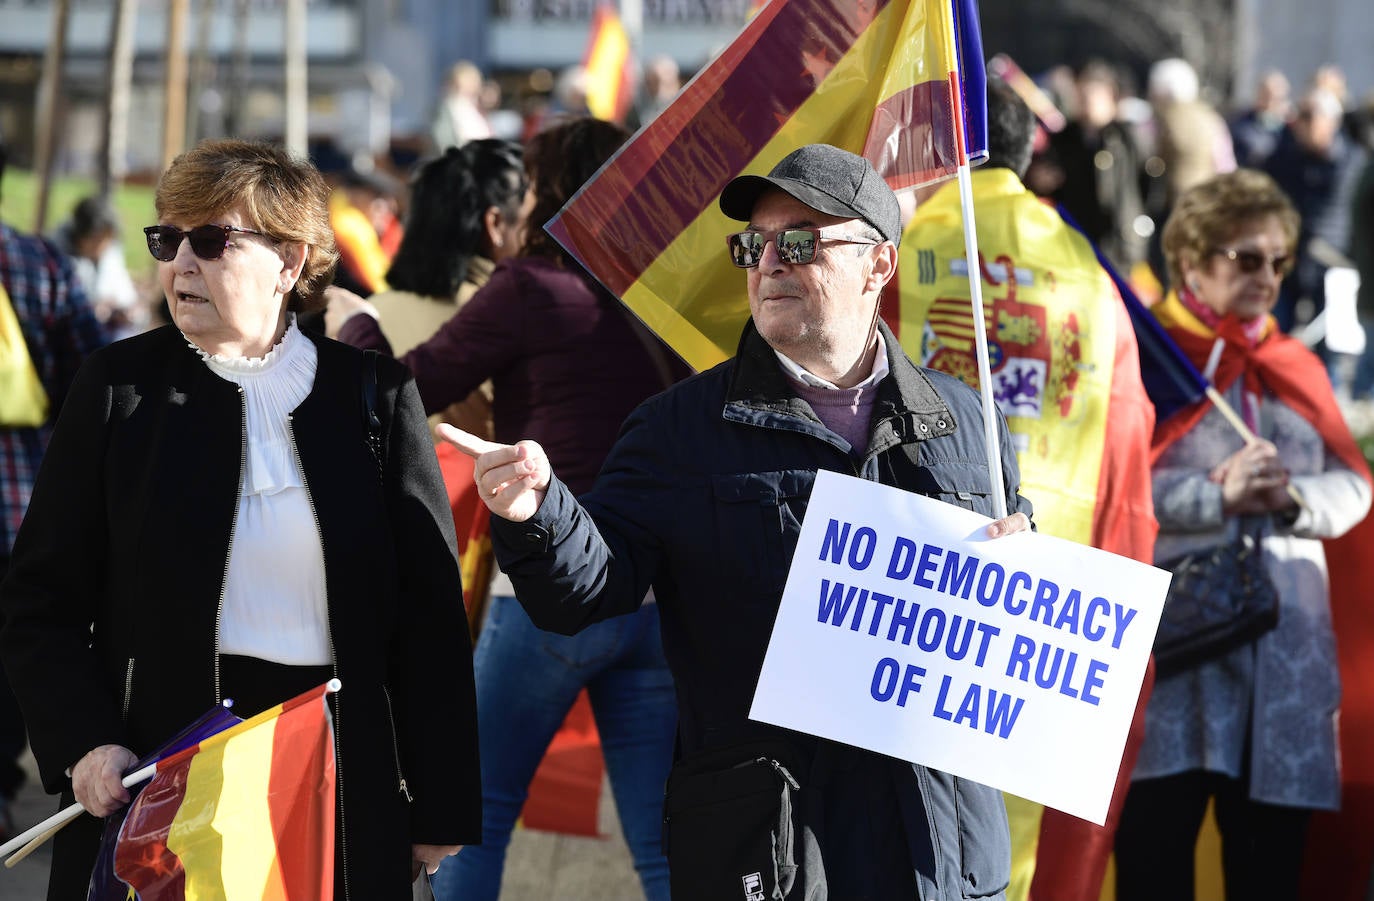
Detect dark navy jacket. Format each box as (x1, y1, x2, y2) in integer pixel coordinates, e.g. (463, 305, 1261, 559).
(493, 319, 1030, 900)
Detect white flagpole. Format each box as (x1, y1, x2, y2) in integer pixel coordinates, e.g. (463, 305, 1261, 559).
(1, 680, 341, 867)
(0, 764, 156, 866)
(940, 13, 1007, 519)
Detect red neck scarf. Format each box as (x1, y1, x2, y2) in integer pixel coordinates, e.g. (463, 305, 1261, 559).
(1152, 291, 1372, 488)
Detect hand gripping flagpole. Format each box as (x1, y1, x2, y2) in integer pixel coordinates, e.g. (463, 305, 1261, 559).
(941, 8, 1007, 520)
(0, 679, 342, 867)
(0, 762, 159, 867)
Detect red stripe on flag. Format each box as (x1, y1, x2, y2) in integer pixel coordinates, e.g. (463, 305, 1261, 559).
(863, 79, 961, 191)
(113, 755, 193, 897)
(549, 0, 895, 297)
(269, 700, 336, 900)
(945, 71, 971, 168)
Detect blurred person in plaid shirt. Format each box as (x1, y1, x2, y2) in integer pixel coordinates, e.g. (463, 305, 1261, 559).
(0, 139, 109, 839)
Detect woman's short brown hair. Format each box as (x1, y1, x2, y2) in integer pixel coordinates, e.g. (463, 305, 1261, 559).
(155, 139, 339, 310)
(1161, 168, 1300, 289)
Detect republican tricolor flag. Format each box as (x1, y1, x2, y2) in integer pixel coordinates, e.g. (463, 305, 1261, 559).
(109, 682, 337, 900)
(547, 0, 987, 373)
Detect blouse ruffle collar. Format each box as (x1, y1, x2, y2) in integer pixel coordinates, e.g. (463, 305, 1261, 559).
(192, 317, 318, 496)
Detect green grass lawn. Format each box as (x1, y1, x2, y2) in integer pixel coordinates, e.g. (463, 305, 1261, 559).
(0, 168, 158, 282)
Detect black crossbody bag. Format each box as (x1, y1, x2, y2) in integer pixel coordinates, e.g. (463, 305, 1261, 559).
(1153, 517, 1279, 676)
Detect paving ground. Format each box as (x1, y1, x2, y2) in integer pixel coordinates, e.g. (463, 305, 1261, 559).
(1, 749, 643, 901)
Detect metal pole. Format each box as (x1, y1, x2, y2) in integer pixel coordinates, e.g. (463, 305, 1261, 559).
(283, 0, 308, 156)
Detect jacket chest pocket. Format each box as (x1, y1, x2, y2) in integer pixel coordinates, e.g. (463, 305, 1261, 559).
(711, 471, 814, 599)
(905, 461, 996, 516)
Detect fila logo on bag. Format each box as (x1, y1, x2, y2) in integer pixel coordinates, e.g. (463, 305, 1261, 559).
(742, 871, 765, 901)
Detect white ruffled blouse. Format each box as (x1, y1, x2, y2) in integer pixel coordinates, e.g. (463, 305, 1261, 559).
(193, 318, 332, 666)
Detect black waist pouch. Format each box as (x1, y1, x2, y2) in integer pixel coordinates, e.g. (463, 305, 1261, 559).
(662, 740, 802, 901)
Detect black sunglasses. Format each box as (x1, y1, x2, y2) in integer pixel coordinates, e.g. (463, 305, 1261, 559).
(1212, 247, 1292, 277)
(726, 227, 880, 269)
(143, 224, 273, 262)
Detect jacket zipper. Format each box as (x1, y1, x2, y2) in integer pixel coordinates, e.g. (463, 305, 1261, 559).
(381, 685, 413, 801)
(288, 414, 351, 901)
(121, 658, 135, 719)
(213, 387, 248, 704)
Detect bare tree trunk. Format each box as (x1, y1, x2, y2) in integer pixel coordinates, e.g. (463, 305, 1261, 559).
(33, 0, 72, 232)
(224, 0, 251, 137)
(99, 0, 139, 199)
(186, 0, 218, 145)
(283, 0, 308, 156)
(162, 0, 190, 173)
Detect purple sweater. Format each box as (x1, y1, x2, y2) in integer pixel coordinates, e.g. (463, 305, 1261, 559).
(791, 378, 879, 457)
(341, 257, 687, 495)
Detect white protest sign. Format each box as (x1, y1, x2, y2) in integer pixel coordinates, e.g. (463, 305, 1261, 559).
(749, 470, 1168, 825)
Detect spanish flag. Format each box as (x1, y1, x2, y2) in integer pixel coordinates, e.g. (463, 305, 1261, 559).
(583, 4, 634, 124)
(547, 0, 987, 373)
(902, 170, 1157, 901)
(112, 683, 337, 900)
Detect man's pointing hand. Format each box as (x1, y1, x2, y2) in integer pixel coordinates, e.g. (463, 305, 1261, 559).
(436, 424, 551, 523)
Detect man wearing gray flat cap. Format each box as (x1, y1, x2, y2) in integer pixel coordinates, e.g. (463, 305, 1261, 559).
(441, 143, 1031, 900)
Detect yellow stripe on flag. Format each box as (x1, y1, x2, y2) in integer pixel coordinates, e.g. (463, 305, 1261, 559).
(166, 717, 285, 900)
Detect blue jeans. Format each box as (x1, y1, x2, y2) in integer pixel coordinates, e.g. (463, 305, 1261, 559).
(431, 595, 677, 901)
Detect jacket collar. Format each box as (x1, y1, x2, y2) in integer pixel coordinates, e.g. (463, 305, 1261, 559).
(724, 318, 957, 447)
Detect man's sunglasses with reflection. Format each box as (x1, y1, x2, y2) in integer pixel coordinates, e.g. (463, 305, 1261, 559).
(726, 227, 880, 268)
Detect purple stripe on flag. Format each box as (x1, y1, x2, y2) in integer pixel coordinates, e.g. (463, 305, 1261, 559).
(954, 0, 988, 160)
(548, 0, 894, 296)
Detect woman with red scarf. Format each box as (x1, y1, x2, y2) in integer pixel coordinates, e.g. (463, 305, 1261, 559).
(1114, 169, 1372, 901)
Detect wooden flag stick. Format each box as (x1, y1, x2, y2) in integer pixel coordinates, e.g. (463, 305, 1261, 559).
(1204, 386, 1308, 511)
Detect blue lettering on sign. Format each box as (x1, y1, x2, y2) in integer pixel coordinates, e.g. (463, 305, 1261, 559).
(1083, 596, 1110, 641)
(938, 551, 978, 599)
(976, 563, 1006, 607)
(1003, 570, 1032, 614)
(916, 607, 947, 652)
(1028, 579, 1059, 626)
(914, 543, 942, 588)
(1005, 633, 1111, 706)
(887, 536, 918, 580)
(933, 674, 1025, 738)
(871, 658, 899, 701)
(819, 519, 878, 570)
(870, 657, 927, 707)
(818, 579, 852, 626)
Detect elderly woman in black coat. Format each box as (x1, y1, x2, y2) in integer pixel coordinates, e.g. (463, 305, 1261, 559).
(0, 139, 480, 900)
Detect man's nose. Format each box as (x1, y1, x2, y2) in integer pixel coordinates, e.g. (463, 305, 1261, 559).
(758, 235, 787, 271)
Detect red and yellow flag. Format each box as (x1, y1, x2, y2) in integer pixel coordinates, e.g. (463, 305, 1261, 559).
(902, 170, 1158, 901)
(901, 170, 1156, 556)
(113, 683, 336, 900)
(583, 4, 635, 123)
(547, 0, 987, 373)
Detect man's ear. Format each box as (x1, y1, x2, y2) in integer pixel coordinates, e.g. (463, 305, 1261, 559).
(864, 241, 899, 293)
